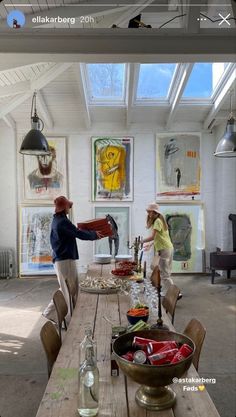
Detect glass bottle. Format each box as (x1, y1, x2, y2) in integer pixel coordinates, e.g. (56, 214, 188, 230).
(78, 345, 99, 417)
(79, 327, 96, 369)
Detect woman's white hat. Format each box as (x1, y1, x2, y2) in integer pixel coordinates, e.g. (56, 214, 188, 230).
(146, 202, 160, 214)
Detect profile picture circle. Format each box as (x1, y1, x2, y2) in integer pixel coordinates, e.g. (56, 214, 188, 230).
(7, 10, 25, 28)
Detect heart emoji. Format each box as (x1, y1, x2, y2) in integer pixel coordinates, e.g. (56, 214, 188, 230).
(198, 385, 205, 391)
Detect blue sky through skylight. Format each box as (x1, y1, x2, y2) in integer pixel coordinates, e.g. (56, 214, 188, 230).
(183, 63, 213, 98)
(87, 63, 125, 100)
(136, 64, 177, 99)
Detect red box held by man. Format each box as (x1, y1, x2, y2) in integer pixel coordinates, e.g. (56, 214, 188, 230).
(77, 218, 113, 237)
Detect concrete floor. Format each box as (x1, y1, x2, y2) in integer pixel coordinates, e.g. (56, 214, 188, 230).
(0, 274, 235, 417)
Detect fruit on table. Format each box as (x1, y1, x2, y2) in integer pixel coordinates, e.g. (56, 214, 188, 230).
(111, 268, 133, 276)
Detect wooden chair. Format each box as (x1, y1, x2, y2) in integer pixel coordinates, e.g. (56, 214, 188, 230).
(40, 321, 61, 378)
(53, 290, 68, 342)
(162, 284, 180, 325)
(183, 318, 206, 371)
(150, 266, 161, 287)
(65, 276, 78, 316)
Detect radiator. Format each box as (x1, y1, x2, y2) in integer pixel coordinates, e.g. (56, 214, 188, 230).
(0, 249, 13, 279)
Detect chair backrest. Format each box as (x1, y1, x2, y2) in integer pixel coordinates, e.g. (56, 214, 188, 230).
(162, 284, 180, 324)
(183, 318, 206, 371)
(150, 266, 161, 287)
(53, 290, 68, 341)
(65, 276, 78, 316)
(40, 321, 61, 378)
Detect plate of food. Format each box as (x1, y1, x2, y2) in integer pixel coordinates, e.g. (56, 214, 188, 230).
(80, 276, 129, 294)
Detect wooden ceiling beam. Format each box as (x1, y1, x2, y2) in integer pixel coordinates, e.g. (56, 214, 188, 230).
(73, 63, 91, 129)
(204, 64, 236, 129)
(0, 81, 30, 98)
(36, 91, 54, 129)
(0, 29, 235, 57)
(166, 63, 194, 128)
(0, 63, 72, 119)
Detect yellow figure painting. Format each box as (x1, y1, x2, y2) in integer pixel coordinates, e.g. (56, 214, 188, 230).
(97, 144, 126, 193)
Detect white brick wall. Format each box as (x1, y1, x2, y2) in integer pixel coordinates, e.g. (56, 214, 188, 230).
(0, 125, 18, 275)
(214, 123, 236, 252)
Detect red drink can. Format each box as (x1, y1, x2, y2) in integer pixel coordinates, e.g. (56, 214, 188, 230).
(171, 344, 193, 364)
(121, 351, 134, 361)
(148, 348, 178, 365)
(132, 336, 156, 351)
(147, 340, 178, 355)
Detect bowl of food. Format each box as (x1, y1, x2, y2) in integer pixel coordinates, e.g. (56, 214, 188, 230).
(127, 307, 149, 325)
(117, 261, 137, 270)
(94, 254, 112, 264)
(113, 329, 195, 411)
(115, 254, 133, 262)
(111, 267, 134, 278)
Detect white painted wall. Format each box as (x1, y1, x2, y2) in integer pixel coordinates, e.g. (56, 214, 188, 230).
(0, 124, 18, 275)
(214, 123, 236, 252)
(0, 121, 235, 275)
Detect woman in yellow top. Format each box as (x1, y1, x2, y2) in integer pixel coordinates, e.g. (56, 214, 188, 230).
(142, 202, 175, 295)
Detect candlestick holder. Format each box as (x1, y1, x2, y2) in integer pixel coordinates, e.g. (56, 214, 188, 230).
(127, 236, 143, 271)
(151, 267, 169, 331)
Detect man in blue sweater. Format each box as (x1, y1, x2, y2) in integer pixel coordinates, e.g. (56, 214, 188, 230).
(43, 196, 103, 323)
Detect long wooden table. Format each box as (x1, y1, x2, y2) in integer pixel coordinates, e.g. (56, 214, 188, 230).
(36, 264, 220, 417)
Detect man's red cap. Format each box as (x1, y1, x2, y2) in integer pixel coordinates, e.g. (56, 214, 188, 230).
(54, 196, 73, 213)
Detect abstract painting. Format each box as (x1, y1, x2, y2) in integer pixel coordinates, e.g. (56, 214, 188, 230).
(20, 206, 54, 275)
(23, 137, 67, 201)
(156, 134, 201, 199)
(92, 136, 133, 201)
(159, 203, 205, 272)
(94, 206, 131, 257)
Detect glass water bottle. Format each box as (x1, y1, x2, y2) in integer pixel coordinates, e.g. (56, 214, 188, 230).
(78, 345, 99, 417)
(79, 327, 96, 369)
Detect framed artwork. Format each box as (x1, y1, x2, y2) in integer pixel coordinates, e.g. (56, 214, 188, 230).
(94, 206, 131, 256)
(159, 202, 205, 273)
(156, 133, 201, 199)
(23, 137, 68, 201)
(91, 136, 133, 201)
(20, 206, 55, 276)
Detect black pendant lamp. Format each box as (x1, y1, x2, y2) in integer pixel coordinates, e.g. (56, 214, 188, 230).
(214, 91, 236, 158)
(19, 92, 50, 155)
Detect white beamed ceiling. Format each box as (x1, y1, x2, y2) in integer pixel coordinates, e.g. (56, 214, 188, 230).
(0, 62, 235, 131)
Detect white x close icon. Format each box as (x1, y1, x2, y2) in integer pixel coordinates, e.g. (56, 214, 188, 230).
(218, 13, 231, 26)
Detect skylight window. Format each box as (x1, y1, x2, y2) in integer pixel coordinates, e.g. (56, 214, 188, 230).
(86, 64, 126, 102)
(136, 64, 177, 100)
(182, 63, 213, 98)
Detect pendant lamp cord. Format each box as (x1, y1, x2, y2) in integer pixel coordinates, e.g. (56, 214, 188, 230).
(31, 91, 44, 131)
(229, 91, 233, 119)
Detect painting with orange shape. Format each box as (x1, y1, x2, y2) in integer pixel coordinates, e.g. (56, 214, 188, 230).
(92, 137, 133, 201)
(156, 133, 201, 200)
